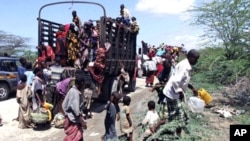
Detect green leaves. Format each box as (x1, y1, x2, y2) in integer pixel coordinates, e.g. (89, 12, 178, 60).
(189, 0, 250, 60)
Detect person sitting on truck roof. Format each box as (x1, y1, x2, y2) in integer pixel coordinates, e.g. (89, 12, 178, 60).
(72, 10, 82, 32)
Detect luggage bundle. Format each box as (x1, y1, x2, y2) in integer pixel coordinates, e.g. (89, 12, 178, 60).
(30, 108, 49, 124)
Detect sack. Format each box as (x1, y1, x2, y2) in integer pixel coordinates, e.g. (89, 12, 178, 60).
(53, 113, 65, 128)
(30, 112, 49, 124)
(188, 96, 205, 113)
(54, 119, 65, 128)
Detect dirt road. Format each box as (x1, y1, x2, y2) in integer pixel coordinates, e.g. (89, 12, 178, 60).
(0, 77, 235, 141)
(0, 77, 155, 141)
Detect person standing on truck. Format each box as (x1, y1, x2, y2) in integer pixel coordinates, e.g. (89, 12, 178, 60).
(72, 10, 82, 32)
(55, 25, 67, 66)
(120, 4, 130, 25)
(130, 16, 139, 47)
(130, 17, 139, 35)
(67, 23, 80, 66)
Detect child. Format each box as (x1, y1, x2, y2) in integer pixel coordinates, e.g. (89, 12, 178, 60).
(102, 92, 121, 141)
(24, 62, 35, 86)
(16, 74, 33, 129)
(83, 82, 93, 119)
(141, 101, 159, 139)
(119, 95, 133, 141)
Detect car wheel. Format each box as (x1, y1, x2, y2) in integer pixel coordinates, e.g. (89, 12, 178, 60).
(0, 83, 10, 101)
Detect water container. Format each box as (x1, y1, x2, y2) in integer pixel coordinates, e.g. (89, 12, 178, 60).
(198, 88, 213, 105)
(188, 96, 205, 113)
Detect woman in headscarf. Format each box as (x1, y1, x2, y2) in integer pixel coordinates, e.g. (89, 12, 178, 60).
(16, 74, 32, 128)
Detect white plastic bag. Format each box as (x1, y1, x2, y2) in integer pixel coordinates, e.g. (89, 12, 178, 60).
(188, 96, 205, 113)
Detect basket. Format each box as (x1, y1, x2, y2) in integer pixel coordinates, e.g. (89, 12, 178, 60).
(30, 108, 49, 124)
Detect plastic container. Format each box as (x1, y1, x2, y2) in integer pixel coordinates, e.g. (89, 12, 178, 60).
(198, 88, 213, 105)
(188, 96, 205, 113)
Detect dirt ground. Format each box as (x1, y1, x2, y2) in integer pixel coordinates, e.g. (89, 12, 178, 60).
(0, 77, 245, 141)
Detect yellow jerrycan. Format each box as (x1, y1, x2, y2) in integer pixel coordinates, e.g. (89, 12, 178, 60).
(198, 88, 213, 105)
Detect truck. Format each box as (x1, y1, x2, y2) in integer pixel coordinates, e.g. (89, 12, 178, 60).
(37, 1, 138, 102)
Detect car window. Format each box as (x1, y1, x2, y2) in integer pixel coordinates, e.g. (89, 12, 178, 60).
(0, 60, 18, 72)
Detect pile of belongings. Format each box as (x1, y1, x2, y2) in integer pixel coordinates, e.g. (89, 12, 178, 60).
(211, 106, 245, 118)
(52, 112, 65, 128)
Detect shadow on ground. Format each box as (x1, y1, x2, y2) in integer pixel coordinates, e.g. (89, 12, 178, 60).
(33, 123, 52, 131)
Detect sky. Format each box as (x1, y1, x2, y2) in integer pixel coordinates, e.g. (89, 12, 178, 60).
(0, 0, 210, 52)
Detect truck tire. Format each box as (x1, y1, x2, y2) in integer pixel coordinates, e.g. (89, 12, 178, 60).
(98, 77, 113, 102)
(98, 77, 122, 102)
(0, 83, 10, 101)
(128, 79, 136, 92)
(128, 71, 136, 92)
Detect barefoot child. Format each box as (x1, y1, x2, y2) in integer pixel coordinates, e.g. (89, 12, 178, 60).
(102, 92, 121, 141)
(141, 100, 159, 140)
(120, 95, 133, 141)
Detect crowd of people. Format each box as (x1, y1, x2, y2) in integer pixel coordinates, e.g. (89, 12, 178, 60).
(133, 40, 200, 140)
(0, 3, 141, 141)
(0, 3, 202, 141)
(98, 45, 200, 141)
(0, 37, 200, 141)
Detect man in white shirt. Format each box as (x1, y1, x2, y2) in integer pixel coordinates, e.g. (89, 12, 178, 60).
(150, 49, 200, 137)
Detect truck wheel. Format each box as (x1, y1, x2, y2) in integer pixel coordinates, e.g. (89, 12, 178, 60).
(128, 71, 136, 92)
(128, 79, 136, 92)
(99, 77, 113, 102)
(0, 83, 10, 101)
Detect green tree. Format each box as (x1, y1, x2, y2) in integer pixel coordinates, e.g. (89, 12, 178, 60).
(189, 0, 250, 60)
